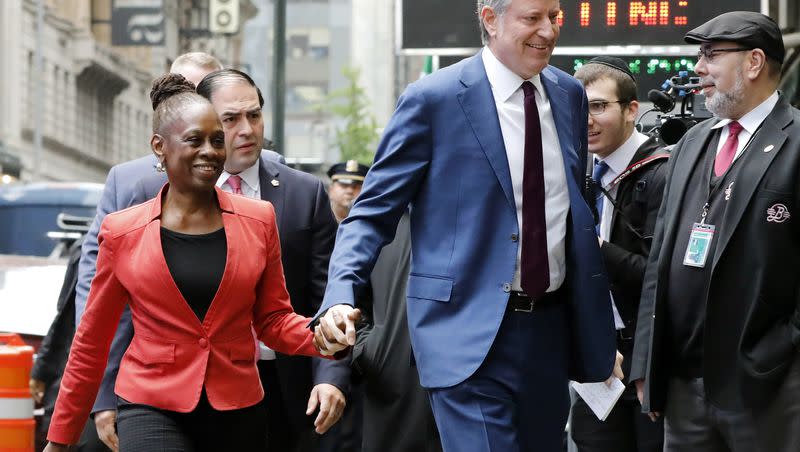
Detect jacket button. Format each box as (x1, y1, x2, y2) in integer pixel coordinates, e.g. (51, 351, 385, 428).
(511, 233, 519, 242)
(199, 338, 208, 349)
(502, 283, 511, 293)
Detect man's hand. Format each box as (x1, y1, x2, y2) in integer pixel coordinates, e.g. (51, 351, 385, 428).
(306, 383, 346, 434)
(29, 378, 45, 404)
(94, 409, 119, 452)
(634, 378, 661, 422)
(314, 304, 362, 356)
(605, 350, 624, 386)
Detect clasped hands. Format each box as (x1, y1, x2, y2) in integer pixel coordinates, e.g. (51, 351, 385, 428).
(313, 304, 362, 356)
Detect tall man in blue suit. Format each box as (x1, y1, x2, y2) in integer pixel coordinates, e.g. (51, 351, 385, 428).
(314, 1, 619, 450)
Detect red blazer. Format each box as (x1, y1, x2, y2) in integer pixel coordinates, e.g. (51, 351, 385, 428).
(48, 186, 320, 445)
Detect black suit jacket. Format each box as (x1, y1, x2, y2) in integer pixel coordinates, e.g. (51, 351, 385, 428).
(31, 238, 83, 417)
(352, 214, 441, 452)
(99, 156, 345, 432)
(599, 136, 669, 379)
(631, 96, 800, 413)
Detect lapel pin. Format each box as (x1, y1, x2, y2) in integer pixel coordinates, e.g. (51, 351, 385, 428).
(271, 179, 280, 187)
(724, 182, 734, 201)
(763, 145, 775, 153)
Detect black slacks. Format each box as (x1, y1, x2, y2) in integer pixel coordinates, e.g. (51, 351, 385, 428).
(116, 391, 267, 452)
(571, 338, 664, 452)
(571, 385, 664, 452)
(663, 377, 758, 452)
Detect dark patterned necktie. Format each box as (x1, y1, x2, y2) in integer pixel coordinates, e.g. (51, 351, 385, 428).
(520, 81, 550, 297)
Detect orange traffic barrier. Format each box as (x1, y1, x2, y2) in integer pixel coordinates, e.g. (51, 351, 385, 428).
(0, 333, 35, 452)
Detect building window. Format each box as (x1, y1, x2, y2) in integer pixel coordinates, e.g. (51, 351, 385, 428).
(287, 83, 327, 110)
(287, 28, 330, 60)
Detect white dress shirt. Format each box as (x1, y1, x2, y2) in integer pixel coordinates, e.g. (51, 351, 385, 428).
(711, 91, 779, 161)
(216, 161, 276, 360)
(481, 47, 570, 293)
(218, 161, 261, 200)
(596, 130, 649, 330)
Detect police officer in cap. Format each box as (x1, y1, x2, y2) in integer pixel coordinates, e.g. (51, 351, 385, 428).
(631, 11, 800, 452)
(327, 160, 370, 223)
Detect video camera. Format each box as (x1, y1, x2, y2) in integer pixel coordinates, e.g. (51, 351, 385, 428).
(643, 71, 713, 145)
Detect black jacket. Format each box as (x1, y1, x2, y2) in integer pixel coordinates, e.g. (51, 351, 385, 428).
(31, 237, 84, 415)
(632, 96, 800, 414)
(599, 136, 669, 377)
(352, 214, 442, 452)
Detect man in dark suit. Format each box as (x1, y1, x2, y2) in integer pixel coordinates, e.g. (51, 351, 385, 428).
(77, 65, 346, 452)
(631, 12, 800, 452)
(313, 1, 620, 450)
(351, 213, 441, 452)
(569, 57, 667, 452)
(30, 237, 109, 452)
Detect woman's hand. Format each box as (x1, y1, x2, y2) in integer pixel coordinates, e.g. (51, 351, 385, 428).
(43, 442, 70, 452)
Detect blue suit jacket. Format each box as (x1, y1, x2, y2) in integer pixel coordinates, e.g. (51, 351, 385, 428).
(317, 52, 616, 388)
(76, 151, 347, 429)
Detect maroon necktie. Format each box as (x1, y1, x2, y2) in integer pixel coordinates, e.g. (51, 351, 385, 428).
(714, 121, 744, 177)
(520, 81, 550, 297)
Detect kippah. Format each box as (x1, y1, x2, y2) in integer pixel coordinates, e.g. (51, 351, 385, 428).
(586, 56, 636, 83)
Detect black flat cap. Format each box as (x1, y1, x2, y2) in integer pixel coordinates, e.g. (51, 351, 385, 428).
(585, 56, 636, 83)
(685, 11, 784, 63)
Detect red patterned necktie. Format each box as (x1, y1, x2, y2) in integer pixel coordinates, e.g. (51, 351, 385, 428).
(227, 174, 244, 195)
(520, 81, 550, 298)
(714, 121, 744, 177)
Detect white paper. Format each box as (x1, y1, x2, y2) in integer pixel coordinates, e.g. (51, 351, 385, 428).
(571, 378, 626, 421)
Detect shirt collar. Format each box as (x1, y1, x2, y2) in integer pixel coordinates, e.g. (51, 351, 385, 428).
(481, 46, 545, 103)
(598, 131, 649, 177)
(710, 91, 779, 134)
(217, 159, 260, 191)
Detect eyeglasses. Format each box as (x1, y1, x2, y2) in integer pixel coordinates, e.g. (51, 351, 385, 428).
(696, 47, 752, 63)
(588, 100, 628, 116)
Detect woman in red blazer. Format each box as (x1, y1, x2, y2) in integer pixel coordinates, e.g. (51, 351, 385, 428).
(44, 74, 325, 451)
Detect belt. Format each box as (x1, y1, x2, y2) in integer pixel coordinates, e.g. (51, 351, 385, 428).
(508, 289, 561, 313)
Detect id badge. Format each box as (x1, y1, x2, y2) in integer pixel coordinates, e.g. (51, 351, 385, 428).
(683, 223, 716, 268)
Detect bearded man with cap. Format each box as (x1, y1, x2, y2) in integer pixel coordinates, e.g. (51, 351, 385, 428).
(630, 11, 800, 452)
(570, 56, 668, 452)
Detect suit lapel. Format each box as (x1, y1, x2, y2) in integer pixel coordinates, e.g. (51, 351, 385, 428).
(457, 53, 516, 213)
(711, 100, 792, 267)
(201, 190, 240, 328)
(147, 187, 240, 330)
(540, 68, 580, 185)
(258, 158, 285, 229)
(659, 126, 714, 255)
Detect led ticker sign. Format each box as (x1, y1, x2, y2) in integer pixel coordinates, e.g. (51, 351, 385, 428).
(557, 0, 761, 46)
(399, 0, 762, 51)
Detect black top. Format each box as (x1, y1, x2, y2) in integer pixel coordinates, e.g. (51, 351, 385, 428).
(665, 133, 744, 377)
(161, 227, 227, 322)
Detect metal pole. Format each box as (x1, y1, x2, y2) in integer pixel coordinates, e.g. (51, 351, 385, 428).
(33, 0, 45, 180)
(272, 0, 286, 155)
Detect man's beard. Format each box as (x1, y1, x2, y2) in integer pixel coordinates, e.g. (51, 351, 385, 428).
(704, 69, 746, 118)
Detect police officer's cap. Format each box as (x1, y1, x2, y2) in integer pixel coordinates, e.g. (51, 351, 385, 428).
(327, 160, 369, 185)
(685, 11, 785, 63)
